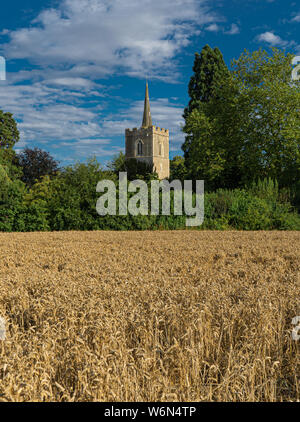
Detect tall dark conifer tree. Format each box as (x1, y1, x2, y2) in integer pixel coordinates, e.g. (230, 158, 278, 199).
(182, 45, 231, 177)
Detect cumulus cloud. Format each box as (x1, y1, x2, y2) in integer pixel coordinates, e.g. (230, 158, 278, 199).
(0, 75, 185, 160)
(0, 0, 219, 161)
(0, 79, 103, 145)
(257, 31, 288, 46)
(4, 0, 217, 80)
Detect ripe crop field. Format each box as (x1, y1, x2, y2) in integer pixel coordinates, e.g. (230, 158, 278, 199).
(0, 231, 299, 402)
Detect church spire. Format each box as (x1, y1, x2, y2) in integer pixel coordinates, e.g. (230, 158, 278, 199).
(142, 82, 152, 127)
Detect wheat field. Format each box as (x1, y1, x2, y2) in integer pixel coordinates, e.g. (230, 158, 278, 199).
(0, 231, 299, 401)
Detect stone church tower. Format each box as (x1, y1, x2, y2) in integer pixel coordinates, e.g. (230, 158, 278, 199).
(125, 83, 170, 179)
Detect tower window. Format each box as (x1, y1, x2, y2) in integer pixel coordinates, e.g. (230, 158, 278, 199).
(137, 140, 143, 156)
(159, 143, 163, 156)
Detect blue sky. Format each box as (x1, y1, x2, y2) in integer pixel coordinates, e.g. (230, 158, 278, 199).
(0, 0, 299, 167)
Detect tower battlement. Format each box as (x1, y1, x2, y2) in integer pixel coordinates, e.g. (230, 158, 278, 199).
(125, 126, 169, 134)
(153, 126, 169, 134)
(125, 128, 138, 133)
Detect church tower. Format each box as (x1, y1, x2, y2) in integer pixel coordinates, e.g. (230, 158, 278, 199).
(125, 83, 170, 179)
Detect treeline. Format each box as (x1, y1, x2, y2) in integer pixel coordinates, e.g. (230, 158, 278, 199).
(1, 156, 300, 231)
(0, 46, 299, 231)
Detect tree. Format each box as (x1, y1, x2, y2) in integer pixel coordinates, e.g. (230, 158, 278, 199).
(182, 45, 231, 177)
(231, 48, 300, 187)
(0, 110, 19, 149)
(183, 77, 241, 190)
(0, 110, 21, 179)
(169, 155, 187, 182)
(107, 151, 126, 173)
(124, 158, 158, 181)
(183, 48, 300, 189)
(18, 147, 60, 187)
(45, 157, 110, 230)
(107, 151, 158, 181)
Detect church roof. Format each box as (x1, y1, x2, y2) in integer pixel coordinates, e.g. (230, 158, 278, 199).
(142, 82, 152, 128)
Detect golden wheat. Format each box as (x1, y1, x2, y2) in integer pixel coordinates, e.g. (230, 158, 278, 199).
(0, 231, 299, 401)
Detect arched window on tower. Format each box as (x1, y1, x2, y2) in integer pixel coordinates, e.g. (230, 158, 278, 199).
(137, 140, 143, 156)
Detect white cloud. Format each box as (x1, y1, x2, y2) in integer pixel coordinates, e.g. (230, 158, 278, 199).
(4, 0, 218, 80)
(257, 31, 288, 46)
(0, 0, 229, 163)
(206, 23, 220, 32)
(205, 22, 240, 36)
(54, 138, 123, 159)
(0, 77, 185, 160)
(46, 78, 97, 89)
(225, 24, 240, 35)
(292, 14, 300, 22)
(0, 0, 218, 161)
(0, 79, 103, 146)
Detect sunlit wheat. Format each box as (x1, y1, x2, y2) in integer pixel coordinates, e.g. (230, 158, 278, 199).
(0, 231, 299, 401)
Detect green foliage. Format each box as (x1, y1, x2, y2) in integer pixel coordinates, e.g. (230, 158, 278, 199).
(0, 110, 22, 180)
(169, 155, 187, 182)
(202, 188, 300, 230)
(0, 145, 22, 180)
(249, 177, 279, 202)
(0, 177, 24, 231)
(290, 181, 300, 212)
(206, 189, 234, 217)
(124, 158, 158, 181)
(183, 47, 300, 189)
(183, 44, 231, 118)
(182, 45, 232, 179)
(0, 164, 11, 184)
(0, 174, 49, 232)
(45, 157, 108, 230)
(231, 48, 300, 187)
(14, 203, 50, 232)
(107, 151, 126, 173)
(0, 110, 20, 149)
(0, 157, 299, 231)
(18, 147, 59, 187)
(107, 152, 158, 181)
(227, 191, 273, 230)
